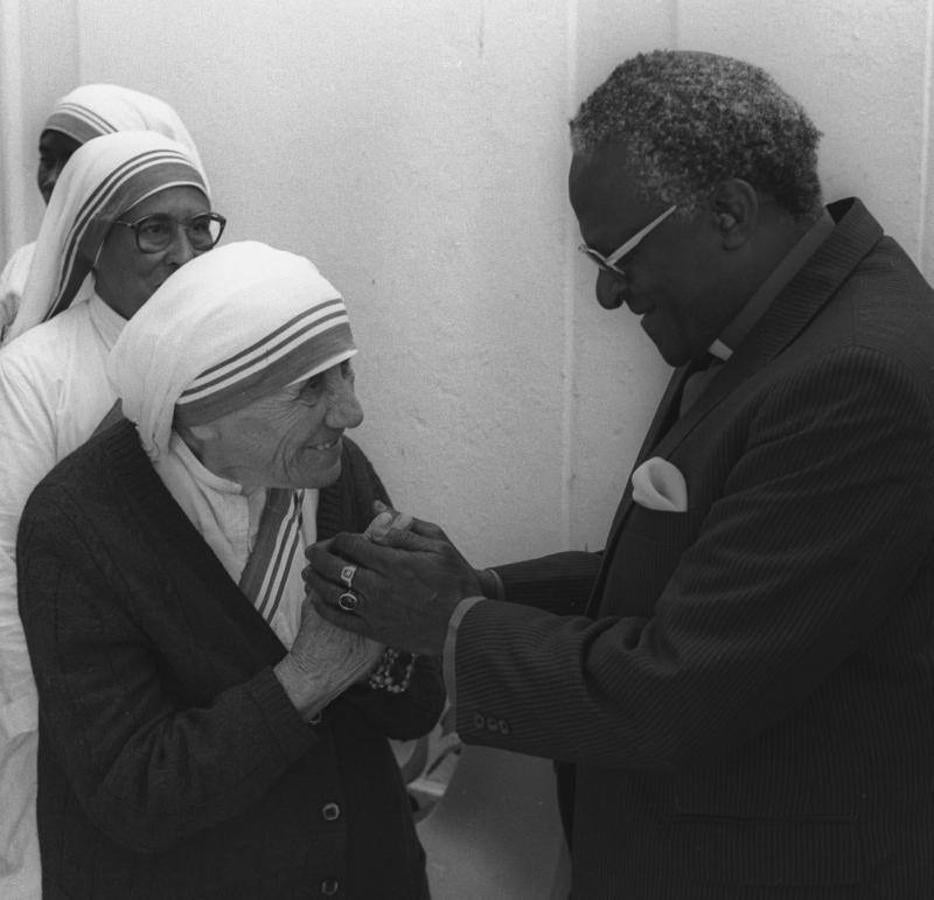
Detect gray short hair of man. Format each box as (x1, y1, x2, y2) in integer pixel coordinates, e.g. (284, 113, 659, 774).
(570, 50, 824, 222)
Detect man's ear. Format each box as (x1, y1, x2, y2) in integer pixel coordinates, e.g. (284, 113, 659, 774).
(711, 178, 758, 250)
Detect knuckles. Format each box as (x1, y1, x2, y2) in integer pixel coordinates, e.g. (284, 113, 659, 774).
(328, 531, 364, 555)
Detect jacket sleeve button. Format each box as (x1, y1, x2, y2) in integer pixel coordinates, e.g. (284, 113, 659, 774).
(321, 802, 341, 821)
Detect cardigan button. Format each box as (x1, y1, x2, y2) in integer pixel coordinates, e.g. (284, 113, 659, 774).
(321, 801, 341, 821)
(320, 878, 340, 895)
(309, 712, 323, 726)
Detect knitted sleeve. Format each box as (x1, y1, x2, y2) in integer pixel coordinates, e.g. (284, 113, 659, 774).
(17, 481, 318, 854)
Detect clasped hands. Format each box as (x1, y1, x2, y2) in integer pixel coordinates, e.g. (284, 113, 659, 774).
(302, 504, 486, 657)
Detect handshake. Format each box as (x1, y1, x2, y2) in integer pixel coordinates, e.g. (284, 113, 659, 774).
(304, 504, 489, 659)
(275, 503, 419, 721)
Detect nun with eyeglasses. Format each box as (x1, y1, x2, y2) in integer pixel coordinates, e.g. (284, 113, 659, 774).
(0, 83, 206, 344)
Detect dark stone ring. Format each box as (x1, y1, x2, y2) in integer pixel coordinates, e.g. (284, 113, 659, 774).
(337, 590, 360, 613)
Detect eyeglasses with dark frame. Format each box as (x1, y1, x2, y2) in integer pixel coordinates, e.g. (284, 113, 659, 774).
(113, 212, 227, 254)
(577, 204, 677, 278)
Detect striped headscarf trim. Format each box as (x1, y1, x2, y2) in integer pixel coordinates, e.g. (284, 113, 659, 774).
(176, 300, 352, 427)
(108, 241, 357, 460)
(41, 83, 206, 182)
(8, 132, 208, 341)
(45, 101, 118, 142)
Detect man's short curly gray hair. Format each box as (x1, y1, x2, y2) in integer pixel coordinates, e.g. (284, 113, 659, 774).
(570, 50, 823, 221)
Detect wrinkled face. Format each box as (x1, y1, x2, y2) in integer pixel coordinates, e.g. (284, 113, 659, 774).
(93, 186, 211, 320)
(569, 147, 729, 366)
(37, 129, 83, 204)
(190, 361, 364, 491)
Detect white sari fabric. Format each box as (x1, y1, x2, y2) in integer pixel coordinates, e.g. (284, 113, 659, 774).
(6, 130, 208, 343)
(109, 241, 357, 650)
(0, 133, 210, 899)
(1, 84, 203, 345)
(0, 243, 35, 342)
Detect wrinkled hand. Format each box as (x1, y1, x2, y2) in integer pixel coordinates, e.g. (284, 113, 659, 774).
(274, 596, 383, 721)
(303, 517, 484, 656)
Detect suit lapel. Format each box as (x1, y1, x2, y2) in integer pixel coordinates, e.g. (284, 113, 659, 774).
(587, 198, 884, 617)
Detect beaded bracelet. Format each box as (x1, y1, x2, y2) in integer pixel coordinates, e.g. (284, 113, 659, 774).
(367, 647, 417, 693)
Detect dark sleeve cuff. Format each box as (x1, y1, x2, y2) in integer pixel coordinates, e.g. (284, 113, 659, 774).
(247, 667, 318, 760)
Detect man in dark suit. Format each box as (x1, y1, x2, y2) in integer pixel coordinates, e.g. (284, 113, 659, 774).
(306, 50, 934, 898)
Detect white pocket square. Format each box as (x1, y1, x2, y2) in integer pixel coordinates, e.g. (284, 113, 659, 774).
(631, 457, 688, 512)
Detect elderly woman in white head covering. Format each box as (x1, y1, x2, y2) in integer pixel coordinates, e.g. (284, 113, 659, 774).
(0, 82, 204, 342)
(0, 130, 220, 898)
(17, 241, 441, 899)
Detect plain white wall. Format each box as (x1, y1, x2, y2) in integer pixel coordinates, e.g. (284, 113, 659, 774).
(79, 0, 577, 566)
(3, 0, 934, 567)
(4, 3, 934, 896)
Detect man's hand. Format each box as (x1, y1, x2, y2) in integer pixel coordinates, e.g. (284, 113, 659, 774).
(303, 518, 484, 656)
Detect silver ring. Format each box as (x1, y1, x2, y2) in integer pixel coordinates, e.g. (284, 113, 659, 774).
(337, 591, 360, 613)
(339, 564, 357, 589)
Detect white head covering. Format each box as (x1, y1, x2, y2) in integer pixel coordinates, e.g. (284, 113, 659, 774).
(43, 83, 206, 186)
(7, 131, 209, 342)
(108, 241, 357, 461)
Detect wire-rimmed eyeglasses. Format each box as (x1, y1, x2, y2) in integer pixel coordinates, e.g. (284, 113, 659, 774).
(113, 212, 227, 254)
(577, 205, 677, 278)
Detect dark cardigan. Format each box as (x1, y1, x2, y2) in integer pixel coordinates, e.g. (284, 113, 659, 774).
(17, 420, 443, 899)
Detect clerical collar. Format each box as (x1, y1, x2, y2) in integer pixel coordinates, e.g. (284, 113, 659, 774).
(708, 209, 835, 361)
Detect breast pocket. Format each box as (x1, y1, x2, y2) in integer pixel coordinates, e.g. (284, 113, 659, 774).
(599, 505, 708, 617)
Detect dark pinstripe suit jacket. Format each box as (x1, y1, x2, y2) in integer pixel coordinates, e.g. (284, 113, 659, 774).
(472, 199, 934, 898)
